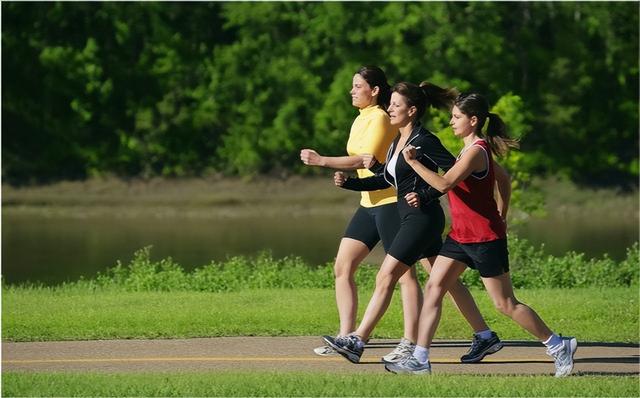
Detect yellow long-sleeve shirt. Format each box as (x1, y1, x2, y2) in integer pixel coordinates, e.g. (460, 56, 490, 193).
(346, 105, 398, 207)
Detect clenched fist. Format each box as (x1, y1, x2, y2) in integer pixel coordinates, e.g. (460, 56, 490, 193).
(404, 192, 420, 208)
(300, 149, 323, 166)
(402, 145, 418, 162)
(334, 171, 347, 187)
(361, 154, 377, 169)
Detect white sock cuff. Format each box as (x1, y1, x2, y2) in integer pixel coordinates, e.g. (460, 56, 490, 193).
(413, 345, 429, 363)
(543, 333, 562, 348)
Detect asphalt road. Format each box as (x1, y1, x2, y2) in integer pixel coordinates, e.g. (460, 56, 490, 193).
(3, 337, 638, 376)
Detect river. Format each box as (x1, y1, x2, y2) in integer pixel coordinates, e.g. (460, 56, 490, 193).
(3, 204, 638, 285)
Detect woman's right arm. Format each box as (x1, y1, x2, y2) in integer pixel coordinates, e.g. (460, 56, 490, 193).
(300, 149, 365, 170)
(334, 172, 390, 191)
(403, 145, 486, 193)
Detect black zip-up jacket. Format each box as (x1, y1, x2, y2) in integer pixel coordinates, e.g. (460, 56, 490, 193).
(342, 123, 454, 206)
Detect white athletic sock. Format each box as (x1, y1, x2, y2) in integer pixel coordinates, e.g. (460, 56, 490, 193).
(476, 329, 493, 340)
(413, 345, 429, 364)
(543, 333, 563, 350)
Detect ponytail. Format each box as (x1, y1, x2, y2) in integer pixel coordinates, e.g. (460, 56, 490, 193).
(419, 82, 458, 111)
(377, 83, 392, 110)
(486, 112, 519, 157)
(455, 93, 519, 157)
(393, 81, 457, 120)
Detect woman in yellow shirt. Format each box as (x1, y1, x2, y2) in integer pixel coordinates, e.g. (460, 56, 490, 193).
(301, 66, 420, 361)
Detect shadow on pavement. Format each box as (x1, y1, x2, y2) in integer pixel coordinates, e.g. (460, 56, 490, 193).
(366, 340, 640, 349)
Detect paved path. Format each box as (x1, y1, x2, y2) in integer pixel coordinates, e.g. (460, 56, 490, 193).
(3, 337, 639, 376)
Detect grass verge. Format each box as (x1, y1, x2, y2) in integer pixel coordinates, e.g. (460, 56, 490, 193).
(3, 287, 638, 342)
(3, 372, 638, 397)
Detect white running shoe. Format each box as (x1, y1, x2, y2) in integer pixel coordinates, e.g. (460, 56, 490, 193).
(385, 355, 432, 375)
(547, 336, 578, 377)
(313, 345, 337, 356)
(382, 338, 416, 363)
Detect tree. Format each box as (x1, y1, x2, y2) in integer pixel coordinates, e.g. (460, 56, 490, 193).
(2, 2, 637, 189)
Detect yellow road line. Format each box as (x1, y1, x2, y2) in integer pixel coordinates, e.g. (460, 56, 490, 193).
(3, 357, 552, 364)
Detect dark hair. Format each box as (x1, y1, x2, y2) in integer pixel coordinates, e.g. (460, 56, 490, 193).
(454, 92, 519, 157)
(356, 66, 392, 110)
(392, 81, 458, 121)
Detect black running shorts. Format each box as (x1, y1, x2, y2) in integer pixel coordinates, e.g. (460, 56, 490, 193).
(343, 203, 401, 252)
(386, 201, 445, 266)
(439, 236, 510, 277)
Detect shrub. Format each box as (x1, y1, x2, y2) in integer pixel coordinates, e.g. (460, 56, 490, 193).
(43, 238, 640, 292)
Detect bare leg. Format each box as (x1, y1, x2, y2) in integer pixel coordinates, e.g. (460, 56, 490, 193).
(419, 257, 489, 333)
(398, 265, 422, 341)
(354, 254, 410, 341)
(482, 272, 553, 341)
(333, 238, 371, 336)
(416, 256, 468, 348)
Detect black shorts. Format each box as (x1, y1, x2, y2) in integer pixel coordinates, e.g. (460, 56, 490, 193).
(343, 203, 401, 252)
(439, 236, 510, 277)
(387, 201, 445, 266)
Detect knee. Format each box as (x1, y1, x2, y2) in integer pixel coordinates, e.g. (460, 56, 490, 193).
(397, 268, 418, 287)
(424, 280, 447, 304)
(424, 279, 446, 295)
(334, 259, 358, 280)
(493, 298, 517, 316)
(375, 271, 397, 292)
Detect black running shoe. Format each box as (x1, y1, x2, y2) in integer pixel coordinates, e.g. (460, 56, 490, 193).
(460, 332, 504, 363)
(323, 334, 364, 363)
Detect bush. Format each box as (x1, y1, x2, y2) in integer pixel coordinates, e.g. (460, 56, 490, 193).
(82, 238, 640, 293)
(507, 238, 639, 289)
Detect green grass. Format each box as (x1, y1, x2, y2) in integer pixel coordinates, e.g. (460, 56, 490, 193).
(3, 372, 638, 397)
(3, 287, 638, 342)
(4, 285, 637, 397)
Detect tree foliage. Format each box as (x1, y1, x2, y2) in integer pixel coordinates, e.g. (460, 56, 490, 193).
(3, 2, 638, 189)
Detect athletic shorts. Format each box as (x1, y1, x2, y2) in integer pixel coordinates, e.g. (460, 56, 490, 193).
(387, 201, 445, 266)
(343, 203, 401, 252)
(439, 236, 510, 277)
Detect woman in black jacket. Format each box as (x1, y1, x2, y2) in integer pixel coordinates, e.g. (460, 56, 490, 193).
(324, 82, 505, 364)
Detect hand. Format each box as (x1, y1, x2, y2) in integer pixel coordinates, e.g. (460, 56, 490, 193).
(500, 214, 508, 229)
(402, 145, 418, 162)
(361, 154, 377, 169)
(334, 171, 347, 187)
(300, 149, 322, 166)
(405, 192, 420, 208)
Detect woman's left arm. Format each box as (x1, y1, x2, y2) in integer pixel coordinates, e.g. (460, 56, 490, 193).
(403, 145, 486, 193)
(493, 161, 511, 220)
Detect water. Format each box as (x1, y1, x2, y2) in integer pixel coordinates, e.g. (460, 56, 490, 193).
(1, 211, 353, 285)
(2, 207, 638, 285)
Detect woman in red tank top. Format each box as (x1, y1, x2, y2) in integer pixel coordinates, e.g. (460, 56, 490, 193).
(384, 93, 578, 377)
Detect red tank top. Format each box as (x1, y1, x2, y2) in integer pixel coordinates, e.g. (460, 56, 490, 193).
(447, 139, 507, 243)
